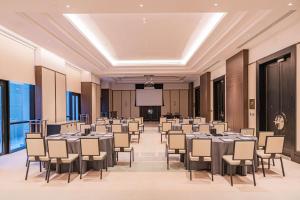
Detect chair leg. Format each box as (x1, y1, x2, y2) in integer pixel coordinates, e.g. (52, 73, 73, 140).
(211, 162, 214, 181)
(260, 158, 266, 177)
(161, 134, 162, 143)
(45, 162, 49, 180)
(129, 152, 132, 167)
(80, 159, 83, 179)
(229, 165, 233, 186)
(47, 161, 51, 183)
(68, 163, 72, 183)
(39, 161, 42, 172)
(221, 159, 224, 176)
(100, 160, 103, 179)
(25, 157, 29, 167)
(268, 158, 271, 169)
(25, 161, 30, 180)
(272, 158, 275, 166)
(189, 159, 192, 181)
(106, 157, 108, 171)
(280, 157, 285, 177)
(132, 149, 135, 162)
(252, 163, 256, 186)
(116, 152, 119, 161)
(167, 153, 169, 170)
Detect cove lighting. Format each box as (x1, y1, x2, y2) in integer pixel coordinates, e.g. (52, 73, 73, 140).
(64, 13, 225, 66)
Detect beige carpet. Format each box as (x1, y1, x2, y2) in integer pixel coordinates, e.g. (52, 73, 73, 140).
(0, 126, 300, 200)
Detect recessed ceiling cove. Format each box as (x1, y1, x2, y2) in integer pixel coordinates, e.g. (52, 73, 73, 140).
(64, 13, 225, 67)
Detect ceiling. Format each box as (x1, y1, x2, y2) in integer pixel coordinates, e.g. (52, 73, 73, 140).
(0, 0, 299, 83)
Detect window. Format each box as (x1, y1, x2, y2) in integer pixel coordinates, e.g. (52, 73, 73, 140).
(66, 91, 80, 121)
(0, 83, 3, 154)
(9, 82, 33, 152)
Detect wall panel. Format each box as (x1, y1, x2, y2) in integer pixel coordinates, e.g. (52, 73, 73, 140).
(121, 91, 131, 118)
(112, 91, 122, 117)
(55, 72, 66, 122)
(130, 90, 139, 117)
(161, 90, 170, 115)
(200, 72, 211, 121)
(179, 90, 188, 117)
(170, 90, 180, 113)
(41, 68, 56, 123)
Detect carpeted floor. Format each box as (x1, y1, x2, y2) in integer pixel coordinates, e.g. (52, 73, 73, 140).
(0, 126, 300, 200)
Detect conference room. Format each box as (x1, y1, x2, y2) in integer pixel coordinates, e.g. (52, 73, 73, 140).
(0, 0, 300, 199)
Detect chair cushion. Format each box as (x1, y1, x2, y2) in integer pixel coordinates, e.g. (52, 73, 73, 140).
(29, 153, 49, 162)
(161, 131, 167, 135)
(114, 147, 133, 152)
(256, 150, 282, 159)
(222, 155, 252, 165)
(82, 152, 107, 161)
(189, 152, 211, 162)
(168, 149, 186, 154)
(51, 154, 79, 163)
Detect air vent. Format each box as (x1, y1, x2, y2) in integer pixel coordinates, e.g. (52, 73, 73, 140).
(237, 10, 296, 49)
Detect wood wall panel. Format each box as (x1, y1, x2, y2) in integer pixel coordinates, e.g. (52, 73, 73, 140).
(200, 72, 211, 121)
(179, 90, 188, 117)
(170, 90, 180, 113)
(81, 82, 92, 123)
(121, 91, 131, 118)
(112, 90, 122, 117)
(55, 72, 66, 122)
(161, 90, 170, 115)
(96, 84, 101, 119)
(109, 89, 112, 112)
(130, 90, 140, 117)
(226, 50, 248, 131)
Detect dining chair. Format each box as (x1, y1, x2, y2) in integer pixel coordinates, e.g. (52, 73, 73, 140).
(95, 125, 107, 133)
(134, 117, 144, 132)
(80, 124, 91, 132)
(79, 138, 107, 179)
(128, 122, 140, 143)
(240, 128, 255, 136)
(222, 140, 256, 186)
(159, 117, 167, 132)
(112, 124, 122, 133)
(46, 139, 79, 183)
(168, 130, 183, 134)
(256, 136, 285, 177)
(182, 118, 190, 124)
(258, 131, 274, 149)
(113, 119, 121, 124)
(181, 124, 193, 134)
(214, 123, 225, 134)
(200, 117, 206, 123)
(113, 132, 134, 167)
(25, 138, 49, 180)
(166, 133, 186, 170)
(161, 122, 172, 143)
(189, 138, 213, 181)
(25, 133, 42, 167)
(199, 124, 210, 134)
(96, 120, 106, 125)
(193, 118, 201, 124)
(76, 122, 85, 131)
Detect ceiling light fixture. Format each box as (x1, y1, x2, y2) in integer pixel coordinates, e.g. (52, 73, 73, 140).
(288, 2, 293, 6)
(213, 3, 219, 7)
(64, 13, 225, 66)
(66, 4, 70, 8)
(139, 4, 144, 8)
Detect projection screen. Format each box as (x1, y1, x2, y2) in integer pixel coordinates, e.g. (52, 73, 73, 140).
(136, 89, 163, 106)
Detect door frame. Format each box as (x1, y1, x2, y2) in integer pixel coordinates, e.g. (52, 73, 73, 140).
(213, 75, 225, 121)
(0, 80, 9, 155)
(256, 45, 297, 159)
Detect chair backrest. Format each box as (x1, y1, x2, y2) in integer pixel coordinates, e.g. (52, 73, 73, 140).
(240, 128, 255, 136)
(199, 124, 210, 134)
(182, 119, 190, 124)
(113, 119, 121, 124)
(26, 138, 46, 157)
(168, 134, 186, 150)
(47, 139, 68, 159)
(112, 124, 122, 133)
(128, 122, 139, 132)
(233, 140, 255, 160)
(95, 125, 107, 133)
(134, 117, 143, 124)
(181, 124, 193, 134)
(160, 117, 167, 124)
(169, 130, 183, 134)
(258, 131, 274, 147)
(214, 124, 225, 134)
(174, 118, 180, 124)
(265, 136, 284, 154)
(26, 133, 42, 138)
(80, 124, 91, 132)
(105, 119, 110, 125)
(80, 138, 100, 156)
(193, 118, 201, 124)
(96, 120, 105, 125)
(114, 133, 130, 148)
(162, 122, 172, 132)
(200, 117, 206, 123)
(191, 138, 212, 157)
(76, 122, 85, 131)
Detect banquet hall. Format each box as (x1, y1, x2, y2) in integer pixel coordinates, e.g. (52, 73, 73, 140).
(0, 0, 300, 199)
